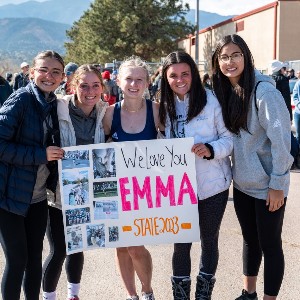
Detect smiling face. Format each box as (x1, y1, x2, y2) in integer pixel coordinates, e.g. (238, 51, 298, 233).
(166, 63, 192, 100)
(74, 72, 103, 112)
(218, 42, 245, 86)
(30, 57, 64, 93)
(117, 66, 148, 101)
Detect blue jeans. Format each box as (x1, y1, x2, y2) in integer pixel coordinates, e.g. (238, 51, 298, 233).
(294, 112, 300, 144)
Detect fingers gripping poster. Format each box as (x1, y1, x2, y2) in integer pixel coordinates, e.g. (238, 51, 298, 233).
(58, 138, 200, 254)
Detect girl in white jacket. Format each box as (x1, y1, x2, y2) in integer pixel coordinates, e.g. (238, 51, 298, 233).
(42, 64, 107, 300)
(159, 51, 233, 300)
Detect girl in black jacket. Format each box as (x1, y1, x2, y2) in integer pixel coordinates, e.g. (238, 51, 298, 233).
(0, 50, 65, 300)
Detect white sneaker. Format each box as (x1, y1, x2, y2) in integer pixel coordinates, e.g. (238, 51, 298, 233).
(141, 292, 155, 300)
(126, 296, 139, 300)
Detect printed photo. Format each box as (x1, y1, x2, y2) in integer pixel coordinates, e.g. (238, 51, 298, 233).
(67, 226, 83, 251)
(108, 226, 119, 242)
(93, 148, 116, 179)
(62, 170, 89, 206)
(93, 181, 118, 198)
(65, 207, 91, 226)
(93, 200, 118, 220)
(62, 150, 89, 169)
(86, 224, 105, 248)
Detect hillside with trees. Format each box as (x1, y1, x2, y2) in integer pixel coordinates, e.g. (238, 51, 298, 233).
(0, 18, 70, 68)
(0, 0, 92, 25)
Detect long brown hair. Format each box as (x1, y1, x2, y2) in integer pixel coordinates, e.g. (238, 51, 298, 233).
(212, 34, 255, 134)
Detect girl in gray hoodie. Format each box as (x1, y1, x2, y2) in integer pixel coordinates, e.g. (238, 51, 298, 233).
(212, 34, 293, 300)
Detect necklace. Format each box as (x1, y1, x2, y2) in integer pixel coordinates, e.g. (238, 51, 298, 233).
(122, 100, 144, 113)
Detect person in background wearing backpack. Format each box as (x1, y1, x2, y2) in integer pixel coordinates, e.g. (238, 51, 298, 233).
(212, 34, 293, 300)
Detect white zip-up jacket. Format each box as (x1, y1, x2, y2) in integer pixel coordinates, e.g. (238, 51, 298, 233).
(48, 95, 107, 209)
(165, 90, 233, 200)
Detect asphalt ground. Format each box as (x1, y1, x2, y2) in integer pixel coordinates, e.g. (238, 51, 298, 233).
(1, 171, 299, 300)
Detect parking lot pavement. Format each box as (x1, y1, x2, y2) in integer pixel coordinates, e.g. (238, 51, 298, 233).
(1, 172, 300, 299)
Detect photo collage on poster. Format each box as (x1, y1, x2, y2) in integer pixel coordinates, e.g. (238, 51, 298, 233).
(61, 147, 120, 252)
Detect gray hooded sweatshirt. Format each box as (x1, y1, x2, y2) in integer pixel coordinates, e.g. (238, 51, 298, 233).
(232, 70, 293, 200)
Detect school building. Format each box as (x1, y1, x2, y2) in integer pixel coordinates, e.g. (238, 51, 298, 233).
(178, 0, 300, 75)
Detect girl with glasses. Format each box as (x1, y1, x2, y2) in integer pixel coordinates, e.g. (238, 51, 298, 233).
(212, 34, 293, 300)
(42, 64, 107, 300)
(0, 50, 65, 300)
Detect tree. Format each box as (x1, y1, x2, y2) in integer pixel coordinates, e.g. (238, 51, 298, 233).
(64, 0, 195, 64)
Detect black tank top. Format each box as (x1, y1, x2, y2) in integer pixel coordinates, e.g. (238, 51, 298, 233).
(110, 100, 157, 142)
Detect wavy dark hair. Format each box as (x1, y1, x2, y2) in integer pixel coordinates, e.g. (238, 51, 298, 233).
(159, 51, 207, 129)
(211, 34, 255, 134)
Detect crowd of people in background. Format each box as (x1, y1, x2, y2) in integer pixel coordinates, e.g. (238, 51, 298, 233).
(2, 58, 299, 113)
(0, 33, 299, 300)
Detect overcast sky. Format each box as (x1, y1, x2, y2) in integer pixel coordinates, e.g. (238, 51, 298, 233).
(0, 0, 273, 16)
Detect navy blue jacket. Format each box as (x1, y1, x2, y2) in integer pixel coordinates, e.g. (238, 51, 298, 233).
(0, 76, 13, 107)
(0, 81, 59, 216)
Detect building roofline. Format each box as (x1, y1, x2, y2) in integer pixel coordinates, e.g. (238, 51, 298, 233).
(201, 1, 278, 33)
(178, 1, 278, 41)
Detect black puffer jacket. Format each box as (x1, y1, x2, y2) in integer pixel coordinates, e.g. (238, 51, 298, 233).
(272, 71, 292, 121)
(0, 76, 12, 107)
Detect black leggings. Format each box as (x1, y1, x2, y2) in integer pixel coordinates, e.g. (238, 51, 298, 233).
(233, 188, 286, 296)
(0, 200, 48, 300)
(172, 189, 228, 276)
(42, 206, 84, 292)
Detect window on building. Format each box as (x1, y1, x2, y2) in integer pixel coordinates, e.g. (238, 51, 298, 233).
(236, 21, 244, 32)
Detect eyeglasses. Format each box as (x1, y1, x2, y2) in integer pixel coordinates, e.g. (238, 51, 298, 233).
(34, 67, 63, 79)
(78, 83, 102, 92)
(219, 52, 244, 63)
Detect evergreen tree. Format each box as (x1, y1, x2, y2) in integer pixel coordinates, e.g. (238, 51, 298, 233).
(64, 0, 194, 64)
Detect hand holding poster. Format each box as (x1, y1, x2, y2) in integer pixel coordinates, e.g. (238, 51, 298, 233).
(58, 137, 200, 254)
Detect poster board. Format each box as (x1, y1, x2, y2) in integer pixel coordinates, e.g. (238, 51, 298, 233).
(58, 138, 200, 254)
